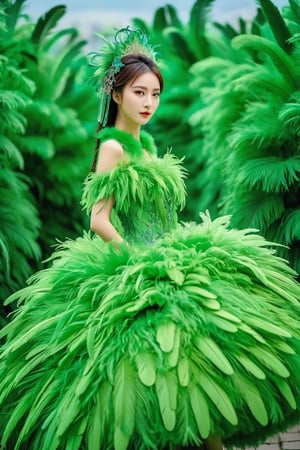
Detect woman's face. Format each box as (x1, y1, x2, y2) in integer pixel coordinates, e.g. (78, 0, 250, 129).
(113, 71, 161, 127)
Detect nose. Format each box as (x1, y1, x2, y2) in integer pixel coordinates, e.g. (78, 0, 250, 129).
(144, 94, 152, 108)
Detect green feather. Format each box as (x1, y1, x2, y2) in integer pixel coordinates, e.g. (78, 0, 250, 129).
(20, 377, 59, 444)
(189, 383, 211, 439)
(198, 372, 238, 425)
(1, 315, 61, 354)
(166, 267, 185, 285)
(167, 325, 181, 368)
(177, 357, 189, 387)
(0, 352, 47, 404)
(113, 358, 136, 450)
(86, 325, 96, 360)
(239, 323, 266, 344)
(183, 285, 217, 300)
(210, 315, 239, 333)
(155, 371, 177, 431)
(64, 415, 88, 450)
(184, 272, 210, 285)
(87, 381, 112, 450)
(205, 299, 221, 311)
(236, 354, 266, 380)
(114, 428, 130, 450)
(75, 372, 93, 398)
(38, 419, 60, 450)
(56, 387, 81, 437)
(2, 390, 33, 444)
(194, 336, 234, 375)
(275, 341, 295, 355)
(232, 374, 268, 426)
(245, 316, 291, 338)
(214, 309, 241, 323)
(87, 393, 104, 450)
(156, 321, 176, 353)
(276, 378, 297, 410)
(249, 346, 290, 378)
(135, 352, 156, 386)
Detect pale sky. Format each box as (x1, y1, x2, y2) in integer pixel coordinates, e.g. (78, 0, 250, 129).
(23, 0, 288, 43)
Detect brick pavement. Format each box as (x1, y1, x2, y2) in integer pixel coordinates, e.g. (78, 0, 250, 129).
(230, 425, 300, 450)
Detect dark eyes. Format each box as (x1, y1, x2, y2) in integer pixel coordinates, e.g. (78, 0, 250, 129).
(134, 90, 160, 97)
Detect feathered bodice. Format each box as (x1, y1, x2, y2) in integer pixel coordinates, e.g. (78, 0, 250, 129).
(81, 127, 186, 243)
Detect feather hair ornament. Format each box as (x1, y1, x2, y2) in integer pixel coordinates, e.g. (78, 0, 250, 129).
(88, 27, 158, 126)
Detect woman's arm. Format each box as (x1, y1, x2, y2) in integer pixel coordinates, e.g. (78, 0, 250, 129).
(90, 139, 124, 243)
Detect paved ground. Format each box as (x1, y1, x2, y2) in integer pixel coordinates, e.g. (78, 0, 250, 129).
(1, 427, 300, 449)
(232, 425, 300, 450)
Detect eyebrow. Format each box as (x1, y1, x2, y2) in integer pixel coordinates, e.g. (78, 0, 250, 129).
(131, 84, 161, 92)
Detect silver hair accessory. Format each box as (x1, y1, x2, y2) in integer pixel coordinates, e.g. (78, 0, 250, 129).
(88, 27, 158, 127)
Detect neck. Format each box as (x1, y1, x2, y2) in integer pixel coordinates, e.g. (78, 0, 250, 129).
(114, 118, 141, 141)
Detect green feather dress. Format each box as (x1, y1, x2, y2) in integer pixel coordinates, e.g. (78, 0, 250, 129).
(1, 127, 300, 450)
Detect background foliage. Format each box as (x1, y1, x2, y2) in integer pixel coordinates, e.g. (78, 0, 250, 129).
(0, 0, 98, 324)
(1, 0, 299, 326)
(142, 0, 300, 275)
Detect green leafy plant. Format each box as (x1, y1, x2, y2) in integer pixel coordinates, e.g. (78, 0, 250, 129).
(0, 3, 41, 324)
(132, 1, 239, 220)
(0, 0, 98, 319)
(186, 0, 300, 274)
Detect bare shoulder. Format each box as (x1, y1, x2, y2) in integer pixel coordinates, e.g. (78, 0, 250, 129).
(96, 139, 124, 172)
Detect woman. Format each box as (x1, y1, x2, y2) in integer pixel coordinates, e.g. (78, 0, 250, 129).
(0, 27, 300, 450)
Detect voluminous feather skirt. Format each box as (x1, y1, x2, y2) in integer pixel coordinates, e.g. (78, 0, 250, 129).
(1, 213, 300, 450)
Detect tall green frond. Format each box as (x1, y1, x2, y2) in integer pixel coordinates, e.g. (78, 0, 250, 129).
(31, 5, 66, 45)
(164, 4, 183, 29)
(152, 4, 183, 31)
(131, 18, 151, 35)
(15, 135, 55, 159)
(279, 100, 300, 130)
(162, 27, 197, 64)
(213, 22, 245, 40)
(0, 136, 24, 168)
(3, 0, 27, 35)
(0, 0, 97, 307)
(0, 89, 28, 109)
(42, 27, 79, 52)
(236, 156, 300, 193)
(228, 191, 285, 231)
(152, 6, 166, 31)
(2, 61, 36, 96)
(280, 209, 300, 246)
(48, 40, 87, 99)
(0, 170, 41, 303)
(229, 68, 292, 98)
(0, 109, 26, 133)
(189, 0, 215, 59)
(232, 34, 299, 89)
(257, 0, 292, 53)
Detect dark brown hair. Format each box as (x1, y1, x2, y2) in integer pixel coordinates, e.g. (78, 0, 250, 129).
(90, 54, 164, 172)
